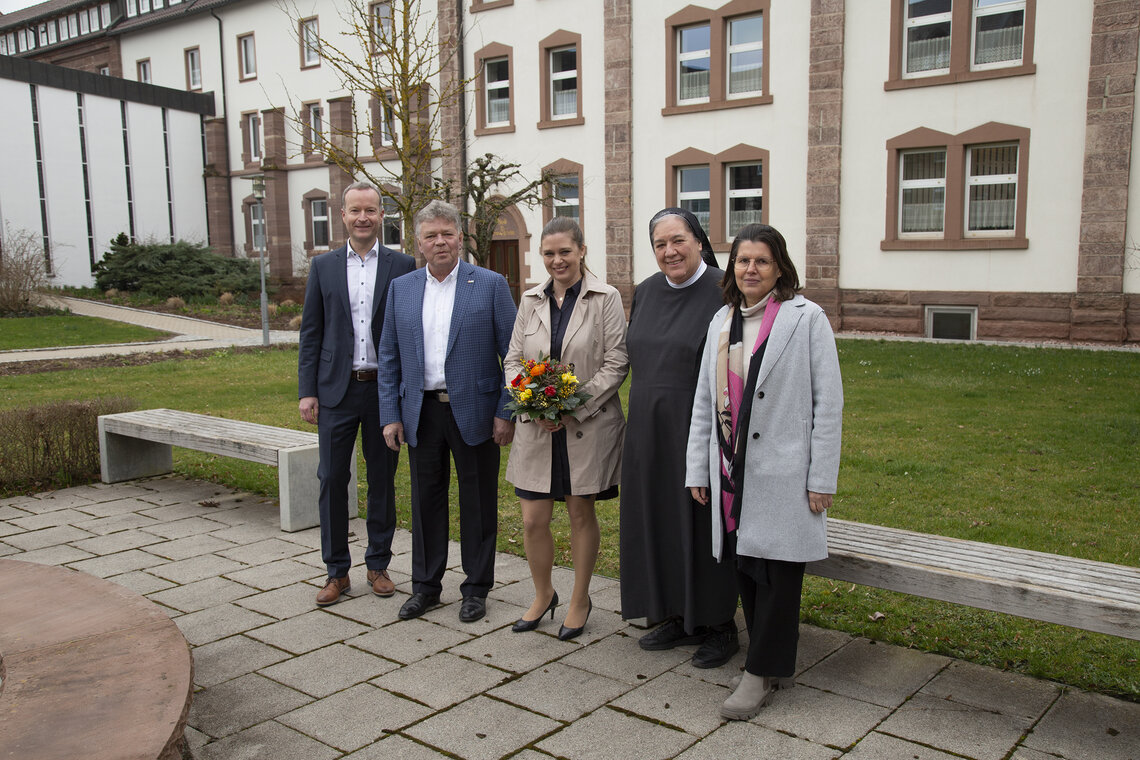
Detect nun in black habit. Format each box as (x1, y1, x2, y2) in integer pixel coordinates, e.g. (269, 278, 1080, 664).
(619, 207, 740, 669)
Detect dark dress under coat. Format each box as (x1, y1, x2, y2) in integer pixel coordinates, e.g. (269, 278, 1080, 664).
(619, 267, 739, 632)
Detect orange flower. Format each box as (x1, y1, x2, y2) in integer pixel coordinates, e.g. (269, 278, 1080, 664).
(530, 363, 547, 377)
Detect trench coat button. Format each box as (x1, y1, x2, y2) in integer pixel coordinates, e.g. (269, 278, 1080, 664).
(752, 432, 760, 439)
(601, 406, 607, 413)
(756, 391, 765, 399)
(575, 431, 584, 439)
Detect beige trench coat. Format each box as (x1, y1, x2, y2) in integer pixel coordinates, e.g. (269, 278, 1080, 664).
(504, 271, 629, 495)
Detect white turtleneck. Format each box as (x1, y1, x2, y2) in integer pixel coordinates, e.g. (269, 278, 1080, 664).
(740, 291, 773, 377)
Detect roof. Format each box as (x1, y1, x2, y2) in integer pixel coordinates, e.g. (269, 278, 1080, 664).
(111, 0, 240, 35)
(0, 0, 91, 28)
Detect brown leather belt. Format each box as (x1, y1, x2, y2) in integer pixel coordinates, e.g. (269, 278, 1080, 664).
(424, 389, 450, 403)
(351, 370, 377, 382)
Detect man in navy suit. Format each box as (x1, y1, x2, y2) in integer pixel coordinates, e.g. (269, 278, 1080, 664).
(379, 199, 516, 623)
(298, 181, 415, 607)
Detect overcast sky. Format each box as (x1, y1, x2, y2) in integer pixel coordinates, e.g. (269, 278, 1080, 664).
(0, 0, 37, 14)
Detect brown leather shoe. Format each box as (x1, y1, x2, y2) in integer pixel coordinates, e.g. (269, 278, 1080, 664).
(366, 569, 395, 597)
(316, 576, 350, 606)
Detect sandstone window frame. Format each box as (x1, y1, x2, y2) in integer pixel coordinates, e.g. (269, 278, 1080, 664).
(665, 144, 770, 251)
(475, 42, 514, 136)
(662, 0, 772, 117)
(538, 30, 584, 129)
(542, 158, 585, 229)
(882, 122, 1029, 250)
(886, 0, 1036, 91)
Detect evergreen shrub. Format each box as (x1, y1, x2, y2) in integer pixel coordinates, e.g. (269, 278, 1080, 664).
(94, 234, 259, 298)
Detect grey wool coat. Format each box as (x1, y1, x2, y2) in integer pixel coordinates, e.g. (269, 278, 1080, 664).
(504, 272, 630, 494)
(685, 295, 843, 563)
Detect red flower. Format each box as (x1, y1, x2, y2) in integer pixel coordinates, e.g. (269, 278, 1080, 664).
(543, 386, 557, 397)
(510, 373, 525, 388)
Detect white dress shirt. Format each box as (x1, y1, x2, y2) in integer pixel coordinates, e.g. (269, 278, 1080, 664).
(347, 241, 379, 371)
(422, 260, 459, 391)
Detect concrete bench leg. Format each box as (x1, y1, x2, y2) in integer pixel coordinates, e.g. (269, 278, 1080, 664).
(278, 444, 357, 532)
(99, 420, 173, 483)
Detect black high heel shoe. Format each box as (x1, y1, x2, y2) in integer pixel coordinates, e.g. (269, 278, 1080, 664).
(558, 597, 592, 641)
(512, 591, 559, 633)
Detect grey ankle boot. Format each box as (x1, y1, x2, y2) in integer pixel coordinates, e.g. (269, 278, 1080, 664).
(720, 673, 772, 720)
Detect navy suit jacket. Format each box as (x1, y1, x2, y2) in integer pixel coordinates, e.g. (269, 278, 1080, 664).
(378, 260, 517, 447)
(298, 243, 416, 408)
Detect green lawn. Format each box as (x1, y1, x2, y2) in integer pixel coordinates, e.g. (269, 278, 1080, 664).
(1, 340, 1137, 700)
(0, 314, 172, 350)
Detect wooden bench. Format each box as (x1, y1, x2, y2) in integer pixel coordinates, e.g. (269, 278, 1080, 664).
(806, 518, 1140, 640)
(0, 558, 194, 760)
(98, 408, 355, 532)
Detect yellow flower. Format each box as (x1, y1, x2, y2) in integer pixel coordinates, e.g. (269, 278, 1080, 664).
(518, 388, 533, 402)
(561, 372, 577, 385)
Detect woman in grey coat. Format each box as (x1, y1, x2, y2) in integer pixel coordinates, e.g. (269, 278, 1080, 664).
(686, 223, 843, 720)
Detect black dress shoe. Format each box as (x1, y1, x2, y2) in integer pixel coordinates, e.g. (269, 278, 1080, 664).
(458, 596, 486, 623)
(398, 592, 440, 620)
(691, 628, 740, 668)
(512, 591, 559, 633)
(638, 618, 709, 651)
(557, 597, 592, 641)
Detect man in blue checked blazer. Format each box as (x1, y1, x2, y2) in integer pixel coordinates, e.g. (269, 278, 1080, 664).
(379, 199, 517, 623)
(298, 182, 415, 608)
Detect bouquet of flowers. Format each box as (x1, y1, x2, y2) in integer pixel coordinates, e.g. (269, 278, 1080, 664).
(505, 355, 592, 423)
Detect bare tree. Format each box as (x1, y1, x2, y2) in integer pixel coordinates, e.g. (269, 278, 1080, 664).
(0, 224, 51, 314)
(452, 153, 556, 267)
(280, 0, 467, 253)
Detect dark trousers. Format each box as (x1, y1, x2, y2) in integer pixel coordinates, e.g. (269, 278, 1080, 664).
(727, 533, 805, 677)
(317, 378, 398, 578)
(407, 395, 499, 598)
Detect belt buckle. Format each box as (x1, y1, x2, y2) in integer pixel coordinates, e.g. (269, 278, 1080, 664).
(438, 391, 449, 403)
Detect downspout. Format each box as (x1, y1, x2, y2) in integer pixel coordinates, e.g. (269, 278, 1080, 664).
(455, 0, 467, 212)
(211, 8, 232, 251)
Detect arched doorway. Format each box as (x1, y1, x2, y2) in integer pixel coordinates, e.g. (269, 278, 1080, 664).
(486, 201, 531, 303)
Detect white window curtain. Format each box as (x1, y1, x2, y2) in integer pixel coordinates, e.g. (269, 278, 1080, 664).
(900, 149, 946, 234)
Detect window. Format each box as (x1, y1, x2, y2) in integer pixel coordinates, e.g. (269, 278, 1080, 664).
(666, 145, 769, 248)
(382, 195, 402, 249)
(250, 202, 266, 252)
(677, 166, 711, 232)
(185, 48, 201, 90)
(972, 0, 1025, 69)
(726, 161, 762, 236)
(904, 0, 952, 76)
(79, 12, 89, 34)
(68, 16, 77, 36)
(139, 0, 150, 13)
(303, 102, 323, 156)
(552, 175, 580, 222)
(238, 33, 257, 80)
(99, 66, 110, 76)
(243, 112, 262, 165)
(727, 14, 763, 98)
(485, 58, 510, 125)
(127, 0, 137, 17)
(664, 1, 772, 115)
(371, 93, 396, 150)
(475, 43, 514, 135)
(926, 306, 977, 339)
(888, 0, 1035, 89)
(372, 2, 392, 50)
(300, 17, 320, 68)
(678, 24, 711, 103)
(883, 123, 1029, 250)
(542, 159, 584, 228)
(966, 143, 1017, 236)
(538, 31, 583, 128)
(47, 21, 57, 45)
(137, 59, 151, 84)
(471, 0, 512, 11)
(100, 3, 110, 26)
(311, 199, 329, 248)
(899, 149, 946, 234)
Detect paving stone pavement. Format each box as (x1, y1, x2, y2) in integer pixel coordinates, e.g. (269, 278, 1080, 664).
(1, 476, 1138, 760)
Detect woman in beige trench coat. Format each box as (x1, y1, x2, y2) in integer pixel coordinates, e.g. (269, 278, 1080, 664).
(504, 217, 629, 640)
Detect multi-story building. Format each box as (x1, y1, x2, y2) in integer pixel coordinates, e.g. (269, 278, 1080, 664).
(2, 0, 1137, 342)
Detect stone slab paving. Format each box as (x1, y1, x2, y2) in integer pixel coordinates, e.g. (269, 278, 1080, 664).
(1, 475, 1138, 759)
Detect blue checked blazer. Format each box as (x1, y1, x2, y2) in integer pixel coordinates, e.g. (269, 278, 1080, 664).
(377, 260, 517, 447)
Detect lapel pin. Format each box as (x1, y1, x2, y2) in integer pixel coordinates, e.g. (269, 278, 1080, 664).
(467, 279, 474, 284)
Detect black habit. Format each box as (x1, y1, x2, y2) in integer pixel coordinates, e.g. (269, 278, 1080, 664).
(619, 267, 739, 632)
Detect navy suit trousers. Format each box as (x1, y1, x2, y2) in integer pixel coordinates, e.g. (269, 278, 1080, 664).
(407, 395, 499, 598)
(317, 377, 398, 578)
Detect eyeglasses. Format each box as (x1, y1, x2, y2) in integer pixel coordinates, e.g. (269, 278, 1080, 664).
(733, 256, 776, 270)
